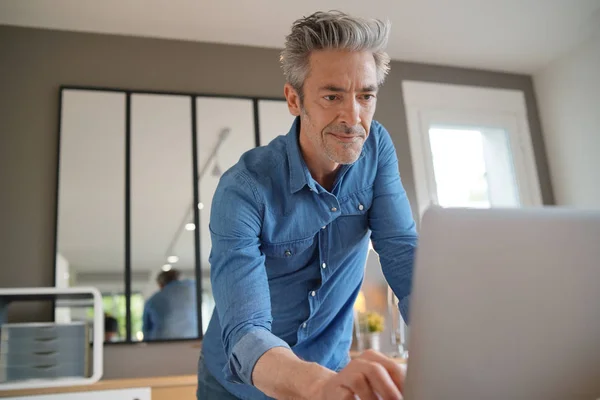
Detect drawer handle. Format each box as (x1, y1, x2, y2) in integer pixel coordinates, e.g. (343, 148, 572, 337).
(34, 337, 58, 342)
(33, 364, 57, 370)
(33, 351, 57, 355)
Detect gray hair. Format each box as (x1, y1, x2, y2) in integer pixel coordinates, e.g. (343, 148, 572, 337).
(280, 11, 391, 96)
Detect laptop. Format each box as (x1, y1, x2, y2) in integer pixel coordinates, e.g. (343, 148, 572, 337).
(403, 206, 600, 400)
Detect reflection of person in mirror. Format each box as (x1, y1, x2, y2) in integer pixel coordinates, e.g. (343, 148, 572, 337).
(104, 313, 119, 342)
(197, 10, 417, 400)
(142, 269, 198, 340)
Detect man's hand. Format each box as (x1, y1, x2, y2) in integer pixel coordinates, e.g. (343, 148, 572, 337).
(310, 350, 405, 400)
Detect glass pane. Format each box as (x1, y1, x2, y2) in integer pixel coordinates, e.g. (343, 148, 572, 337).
(131, 94, 198, 341)
(428, 127, 520, 208)
(258, 99, 295, 146)
(480, 128, 521, 207)
(195, 97, 256, 335)
(429, 128, 490, 208)
(56, 89, 126, 343)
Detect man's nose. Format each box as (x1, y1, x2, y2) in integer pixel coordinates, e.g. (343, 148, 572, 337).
(338, 98, 361, 127)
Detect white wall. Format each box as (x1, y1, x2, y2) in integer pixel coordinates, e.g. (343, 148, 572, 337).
(534, 31, 600, 209)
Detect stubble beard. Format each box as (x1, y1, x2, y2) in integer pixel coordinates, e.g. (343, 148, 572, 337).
(301, 108, 365, 166)
(323, 135, 363, 165)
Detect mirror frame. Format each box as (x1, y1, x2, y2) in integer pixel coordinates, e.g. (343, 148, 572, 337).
(53, 85, 286, 344)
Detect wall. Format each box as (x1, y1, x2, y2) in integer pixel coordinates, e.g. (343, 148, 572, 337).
(0, 25, 552, 379)
(534, 31, 600, 209)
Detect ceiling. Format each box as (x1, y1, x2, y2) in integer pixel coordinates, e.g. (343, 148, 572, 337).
(1, 0, 600, 74)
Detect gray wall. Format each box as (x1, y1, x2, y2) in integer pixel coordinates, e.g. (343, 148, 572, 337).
(534, 30, 600, 209)
(0, 25, 553, 379)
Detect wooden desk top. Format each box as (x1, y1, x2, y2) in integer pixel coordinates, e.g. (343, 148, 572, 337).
(0, 352, 405, 397)
(0, 374, 197, 398)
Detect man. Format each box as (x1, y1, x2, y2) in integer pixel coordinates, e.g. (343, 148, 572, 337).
(104, 313, 119, 342)
(142, 268, 198, 340)
(198, 10, 417, 400)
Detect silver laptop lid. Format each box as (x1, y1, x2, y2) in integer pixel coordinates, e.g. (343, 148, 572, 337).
(404, 206, 600, 400)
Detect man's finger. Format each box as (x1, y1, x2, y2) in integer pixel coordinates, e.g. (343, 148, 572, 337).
(341, 370, 378, 400)
(352, 359, 402, 400)
(359, 350, 405, 394)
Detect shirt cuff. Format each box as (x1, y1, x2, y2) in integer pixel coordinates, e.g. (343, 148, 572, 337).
(223, 328, 291, 386)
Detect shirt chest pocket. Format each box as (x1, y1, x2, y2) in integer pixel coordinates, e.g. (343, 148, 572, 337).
(334, 187, 374, 245)
(260, 236, 318, 275)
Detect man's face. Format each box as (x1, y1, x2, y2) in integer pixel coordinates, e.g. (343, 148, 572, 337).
(286, 50, 379, 165)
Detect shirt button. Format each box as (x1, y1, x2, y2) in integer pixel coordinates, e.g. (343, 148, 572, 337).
(322, 225, 326, 229)
(284, 250, 292, 257)
(358, 204, 364, 211)
(331, 207, 337, 212)
(302, 322, 307, 328)
(310, 291, 316, 297)
(322, 263, 327, 269)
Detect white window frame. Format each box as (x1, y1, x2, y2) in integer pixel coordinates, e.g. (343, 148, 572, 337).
(402, 81, 543, 219)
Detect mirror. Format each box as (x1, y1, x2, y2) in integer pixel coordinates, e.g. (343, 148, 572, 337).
(55, 88, 292, 343)
(257, 99, 295, 146)
(56, 89, 127, 341)
(194, 97, 256, 334)
(130, 93, 197, 342)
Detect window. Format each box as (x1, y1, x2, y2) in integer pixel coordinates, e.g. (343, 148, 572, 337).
(428, 126, 520, 208)
(402, 81, 542, 218)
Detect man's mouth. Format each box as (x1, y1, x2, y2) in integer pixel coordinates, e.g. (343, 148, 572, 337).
(328, 133, 361, 143)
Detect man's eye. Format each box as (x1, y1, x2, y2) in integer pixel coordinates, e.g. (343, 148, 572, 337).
(362, 94, 376, 100)
(324, 95, 338, 101)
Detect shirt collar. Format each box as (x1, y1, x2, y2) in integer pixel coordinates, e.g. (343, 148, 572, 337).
(286, 117, 316, 194)
(285, 116, 368, 194)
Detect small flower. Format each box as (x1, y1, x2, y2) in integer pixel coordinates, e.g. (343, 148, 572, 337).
(359, 311, 385, 333)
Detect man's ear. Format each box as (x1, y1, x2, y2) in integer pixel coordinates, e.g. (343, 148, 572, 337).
(284, 83, 301, 117)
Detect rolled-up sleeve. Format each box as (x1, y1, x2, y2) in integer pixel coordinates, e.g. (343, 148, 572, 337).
(209, 170, 291, 385)
(369, 125, 419, 323)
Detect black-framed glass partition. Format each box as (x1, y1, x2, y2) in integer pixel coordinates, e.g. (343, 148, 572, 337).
(55, 86, 294, 343)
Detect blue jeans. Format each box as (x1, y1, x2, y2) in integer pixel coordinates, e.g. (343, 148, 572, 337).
(197, 354, 240, 400)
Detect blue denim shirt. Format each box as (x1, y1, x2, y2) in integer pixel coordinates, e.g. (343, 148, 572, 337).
(142, 279, 198, 340)
(201, 117, 417, 399)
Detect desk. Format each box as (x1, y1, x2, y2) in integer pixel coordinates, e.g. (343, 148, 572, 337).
(1, 353, 405, 399)
(0, 375, 197, 400)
